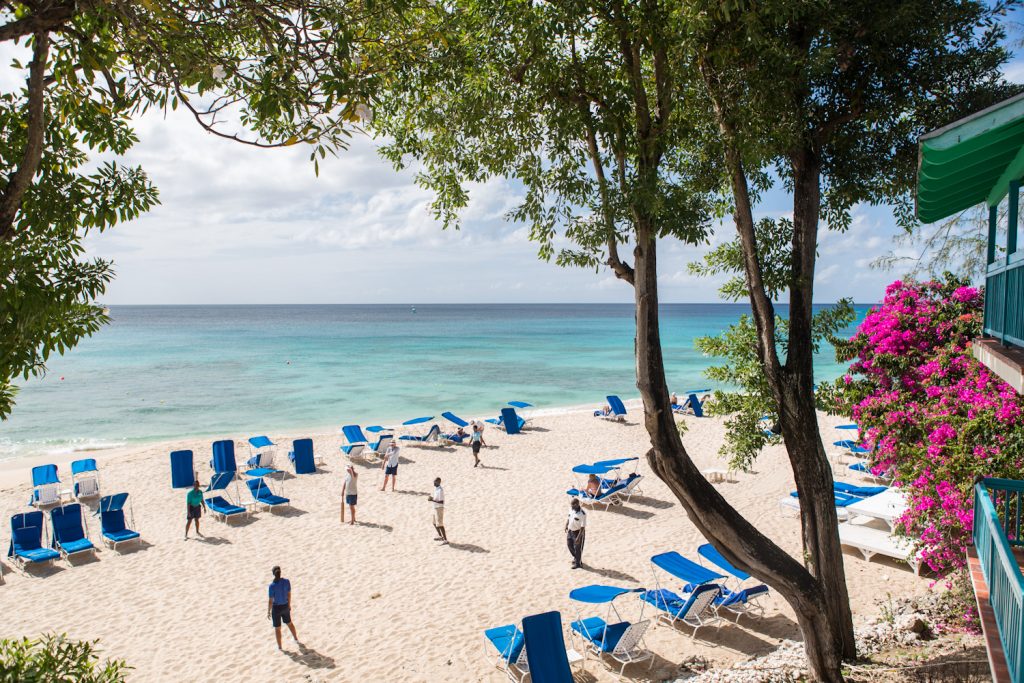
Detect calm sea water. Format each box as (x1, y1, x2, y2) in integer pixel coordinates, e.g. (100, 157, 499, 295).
(0, 304, 868, 459)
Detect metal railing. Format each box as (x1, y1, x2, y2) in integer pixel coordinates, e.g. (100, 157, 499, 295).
(974, 478, 1024, 682)
(985, 260, 1024, 348)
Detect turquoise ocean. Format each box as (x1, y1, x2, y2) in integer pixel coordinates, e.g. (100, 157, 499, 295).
(0, 304, 869, 460)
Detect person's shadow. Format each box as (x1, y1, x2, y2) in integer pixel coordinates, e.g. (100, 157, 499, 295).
(284, 642, 336, 669)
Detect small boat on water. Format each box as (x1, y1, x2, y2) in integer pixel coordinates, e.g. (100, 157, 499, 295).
(411, 306, 417, 314)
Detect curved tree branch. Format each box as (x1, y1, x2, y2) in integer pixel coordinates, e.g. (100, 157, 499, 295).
(0, 30, 50, 241)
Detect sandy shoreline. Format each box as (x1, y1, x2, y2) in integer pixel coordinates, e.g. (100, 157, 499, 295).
(0, 407, 932, 682)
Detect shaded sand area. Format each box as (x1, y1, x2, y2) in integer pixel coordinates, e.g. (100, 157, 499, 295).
(0, 406, 930, 682)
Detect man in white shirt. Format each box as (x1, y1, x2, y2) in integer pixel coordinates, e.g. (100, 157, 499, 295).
(380, 442, 401, 492)
(565, 498, 586, 569)
(428, 477, 448, 545)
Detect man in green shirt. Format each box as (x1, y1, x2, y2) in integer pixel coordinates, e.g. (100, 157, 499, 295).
(185, 480, 207, 540)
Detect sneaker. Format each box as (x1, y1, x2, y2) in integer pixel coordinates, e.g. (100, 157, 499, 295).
(441, 540, 449, 545)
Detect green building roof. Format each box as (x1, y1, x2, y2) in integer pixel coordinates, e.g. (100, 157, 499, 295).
(916, 93, 1024, 224)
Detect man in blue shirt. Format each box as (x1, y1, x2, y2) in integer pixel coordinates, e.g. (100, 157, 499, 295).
(267, 566, 299, 649)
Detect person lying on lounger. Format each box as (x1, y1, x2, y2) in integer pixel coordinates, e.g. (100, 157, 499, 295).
(585, 474, 602, 498)
(450, 427, 468, 443)
(593, 405, 612, 417)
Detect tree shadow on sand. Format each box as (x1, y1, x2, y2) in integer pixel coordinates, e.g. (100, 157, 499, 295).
(600, 505, 655, 520)
(447, 542, 489, 554)
(581, 565, 637, 582)
(284, 643, 336, 670)
(629, 495, 675, 509)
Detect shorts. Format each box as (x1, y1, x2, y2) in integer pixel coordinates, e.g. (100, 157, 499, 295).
(433, 507, 445, 526)
(385, 465, 398, 476)
(345, 494, 358, 506)
(187, 505, 202, 520)
(472, 441, 481, 454)
(271, 604, 291, 627)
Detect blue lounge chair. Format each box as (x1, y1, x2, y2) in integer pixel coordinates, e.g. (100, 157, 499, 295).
(649, 550, 766, 623)
(566, 481, 628, 510)
(695, 544, 770, 618)
(71, 458, 101, 499)
(399, 424, 443, 445)
(97, 493, 140, 549)
(523, 611, 576, 683)
(170, 450, 195, 488)
(50, 503, 96, 561)
(596, 395, 627, 422)
(781, 489, 862, 521)
(833, 482, 888, 498)
(246, 477, 290, 511)
(8, 511, 59, 570)
(340, 425, 370, 459)
(247, 436, 276, 468)
(29, 464, 62, 507)
(487, 407, 525, 434)
(289, 438, 318, 474)
(366, 433, 393, 459)
(639, 584, 722, 634)
(568, 586, 652, 677)
(211, 439, 236, 473)
(206, 472, 247, 521)
(484, 623, 528, 681)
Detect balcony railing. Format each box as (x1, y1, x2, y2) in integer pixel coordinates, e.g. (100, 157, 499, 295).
(974, 478, 1024, 683)
(985, 258, 1024, 347)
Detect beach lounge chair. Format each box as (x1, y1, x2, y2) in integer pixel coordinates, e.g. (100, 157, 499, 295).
(50, 503, 96, 561)
(484, 624, 529, 681)
(206, 472, 247, 521)
(289, 438, 318, 474)
(170, 450, 195, 488)
(779, 489, 862, 521)
(616, 473, 644, 502)
(568, 586, 652, 677)
(96, 493, 140, 549)
(523, 611, 581, 683)
(340, 424, 369, 458)
(695, 544, 770, 618)
(7, 511, 60, 571)
(245, 477, 290, 511)
(441, 412, 470, 443)
(648, 550, 766, 623)
(838, 520, 921, 574)
(682, 393, 707, 417)
(596, 395, 627, 422)
(487, 407, 525, 434)
(843, 487, 908, 532)
(29, 464, 62, 507)
(71, 458, 100, 499)
(246, 436, 276, 468)
(833, 482, 888, 498)
(566, 481, 628, 510)
(639, 584, 722, 634)
(365, 433, 393, 460)
(211, 439, 237, 473)
(849, 461, 894, 482)
(399, 424, 443, 445)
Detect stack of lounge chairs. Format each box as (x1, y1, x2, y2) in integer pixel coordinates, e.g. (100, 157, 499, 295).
(340, 425, 392, 462)
(486, 408, 526, 435)
(779, 482, 888, 521)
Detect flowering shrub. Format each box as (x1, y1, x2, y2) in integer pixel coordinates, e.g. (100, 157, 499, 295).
(830, 274, 1024, 578)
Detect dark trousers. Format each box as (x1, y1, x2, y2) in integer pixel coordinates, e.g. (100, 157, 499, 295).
(566, 529, 584, 567)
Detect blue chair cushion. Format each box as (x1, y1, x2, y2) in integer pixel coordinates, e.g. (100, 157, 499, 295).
(16, 546, 60, 563)
(570, 616, 607, 644)
(104, 529, 140, 543)
(207, 497, 244, 516)
(597, 621, 630, 652)
(59, 538, 94, 555)
(12, 526, 41, 551)
(484, 624, 524, 663)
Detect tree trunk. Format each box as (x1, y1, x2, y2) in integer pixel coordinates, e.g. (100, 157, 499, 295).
(630, 221, 849, 681)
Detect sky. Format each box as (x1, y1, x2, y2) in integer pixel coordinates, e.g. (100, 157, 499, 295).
(3, 17, 1023, 306)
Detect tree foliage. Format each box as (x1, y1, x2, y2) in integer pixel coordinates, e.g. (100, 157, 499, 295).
(0, 633, 129, 682)
(0, 1, 386, 417)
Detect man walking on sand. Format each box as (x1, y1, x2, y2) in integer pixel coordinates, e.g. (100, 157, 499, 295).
(380, 441, 400, 491)
(428, 477, 447, 544)
(267, 566, 299, 650)
(565, 498, 586, 569)
(185, 479, 206, 540)
(341, 464, 358, 525)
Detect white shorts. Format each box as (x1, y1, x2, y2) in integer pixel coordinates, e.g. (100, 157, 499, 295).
(432, 507, 444, 526)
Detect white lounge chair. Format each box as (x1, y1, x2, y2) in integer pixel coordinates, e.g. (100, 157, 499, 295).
(839, 520, 921, 574)
(31, 483, 63, 508)
(844, 487, 908, 531)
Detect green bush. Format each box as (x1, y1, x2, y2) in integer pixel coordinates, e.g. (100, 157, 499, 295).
(0, 634, 129, 682)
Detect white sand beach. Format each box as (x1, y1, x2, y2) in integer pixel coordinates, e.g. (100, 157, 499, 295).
(0, 406, 931, 682)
